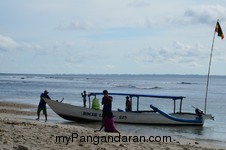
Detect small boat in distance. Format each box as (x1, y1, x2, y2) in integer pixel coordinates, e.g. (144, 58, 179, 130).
(44, 92, 214, 126)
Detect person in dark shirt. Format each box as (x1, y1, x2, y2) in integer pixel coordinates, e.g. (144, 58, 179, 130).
(101, 90, 112, 119)
(125, 96, 132, 112)
(36, 90, 50, 122)
(81, 90, 87, 107)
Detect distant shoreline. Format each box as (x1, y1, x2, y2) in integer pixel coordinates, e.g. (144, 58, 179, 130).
(1, 72, 226, 76)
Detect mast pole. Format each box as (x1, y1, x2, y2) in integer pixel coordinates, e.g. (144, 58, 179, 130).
(204, 20, 218, 114)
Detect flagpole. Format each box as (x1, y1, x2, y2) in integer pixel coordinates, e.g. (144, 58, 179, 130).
(204, 20, 218, 114)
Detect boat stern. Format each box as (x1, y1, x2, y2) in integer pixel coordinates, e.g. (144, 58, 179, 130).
(202, 114, 214, 120)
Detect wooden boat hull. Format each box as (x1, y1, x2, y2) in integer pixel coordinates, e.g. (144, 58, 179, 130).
(44, 98, 212, 126)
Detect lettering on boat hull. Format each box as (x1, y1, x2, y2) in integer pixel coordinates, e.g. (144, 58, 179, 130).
(82, 111, 128, 120)
(83, 111, 99, 117)
(119, 115, 127, 120)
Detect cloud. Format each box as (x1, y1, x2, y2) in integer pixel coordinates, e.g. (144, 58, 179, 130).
(0, 34, 41, 52)
(184, 5, 226, 24)
(105, 64, 115, 69)
(64, 49, 99, 65)
(52, 40, 76, 50)
(145, 5, 226, 30)
(65, 56, 83, 64)
(0, 34, 19, 51)
(134, 41, 207, 65)
(145, 16, 176, 29)
(128, 0, 150, 8)
(57, 19, 93, 31)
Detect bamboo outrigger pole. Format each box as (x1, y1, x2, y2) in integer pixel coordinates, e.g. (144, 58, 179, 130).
(204, 19, 224, 114)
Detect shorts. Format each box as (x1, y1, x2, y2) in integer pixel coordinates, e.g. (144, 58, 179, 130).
(37, 107, 47, 115)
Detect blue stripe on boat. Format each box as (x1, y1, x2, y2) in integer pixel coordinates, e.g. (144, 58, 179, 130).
(150, 105, 202, 123)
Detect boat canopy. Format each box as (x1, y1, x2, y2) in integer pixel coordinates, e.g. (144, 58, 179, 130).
(88, 92, 185, 113)
(88, 92, 185, 100)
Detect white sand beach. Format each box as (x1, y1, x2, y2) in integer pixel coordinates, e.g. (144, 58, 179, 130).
(0, 101, 224, 150)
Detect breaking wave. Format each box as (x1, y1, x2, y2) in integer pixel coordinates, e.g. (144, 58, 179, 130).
(113, 84, 162, 89)
(177, 82, 198, 85)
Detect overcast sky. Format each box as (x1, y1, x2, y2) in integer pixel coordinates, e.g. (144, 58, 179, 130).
(0, 0, 226, 75)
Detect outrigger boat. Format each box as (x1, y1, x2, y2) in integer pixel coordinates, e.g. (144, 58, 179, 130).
(44, 92, 214, 126)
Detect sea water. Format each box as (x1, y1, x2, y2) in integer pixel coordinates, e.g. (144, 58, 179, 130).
(0, 73, 225, 147)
